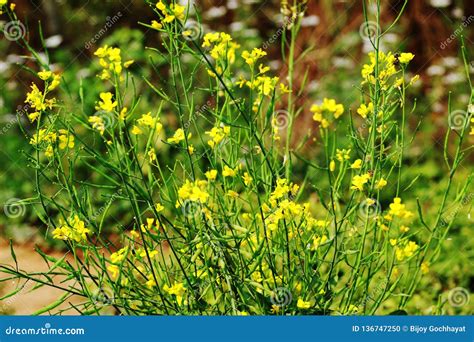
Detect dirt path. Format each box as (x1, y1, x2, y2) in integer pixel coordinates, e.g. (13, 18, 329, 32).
(0, 243, 82, 315)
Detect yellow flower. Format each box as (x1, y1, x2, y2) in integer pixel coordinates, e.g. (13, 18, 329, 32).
(95, 92, 118, 112)
(119, 107, 127, 121)
(312, 235, 328, 250)
(336, 149, 350, 162)
(137, 112, 162, 132)
(388, 197, 413, 219)
(123, 60, 134, 68)
(58, 129, 74, 149)
(205, 169, 218, 181)
(52, 215, 90, 243)
(400, 225, 410, 233)
(321, 98, 344, 118)
(28, 111, 40, 123)
(356, 102, 373, 119)
(350, 173, 371, 191)
(398, 52, 414, 64)
(88, 116, 105, 135)
(205, 125, 230, 148)
(155, 1, 165, 11)
(155, 202, 165, 212)
(107, 265, 120, 279)
(94, 45, 125, 79)
(350, 159, 362, 169)
(242, 172, 253, 186)
(227, 190, 239, 198)
(375, 178, 387, 190)
(279, 83, 291, 94)
(202, 32, 240, 63)
(177, 179, 209, 205)
(148, 148, 157, 162)
(131, 125, 143, 135)
(329, 160, 336, 172)
(38, 70, 52, 81)
(25, 83, 55, 111)
(156, 1, 185, 23)
(163, 282, 187, 305)
(44, 144, 53, 158)
(140, 218, 157, 232)
(409, 74, 419, 86)
(395, 240, 419, 261)
(222, 165, 237, 178)
(151, 20, 162, 30)
(110, 247, 128, 264)
(296, 298, 312, 309)
(241, 48, 267, 66)
(167, 128, 188, 144)
(146, 275, 157, 289)
(48, 74, 61, 91)
(421, 261, 430, 274)
(311, 98, 344, 126)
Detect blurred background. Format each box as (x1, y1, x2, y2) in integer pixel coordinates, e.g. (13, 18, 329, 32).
(0, 0, 473, 314)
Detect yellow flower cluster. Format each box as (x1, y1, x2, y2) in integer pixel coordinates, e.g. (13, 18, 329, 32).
(356, 102, 374, 119)
(25, 70, 61, 122)
(387, 197, 413, 219)
(202, 32, 240, 63)
(163, 282, 187, 306)
(29, 129, 74, 157)
(394, 240, 419, 261)
(268, 178, 299, 207)
(205, 125, 230, 148)
(177, 179, 209, 206)
(222, 165, 240, 178)
(361, 51, 414, 88)
(296, 298, 312, 309)
(131, 112, 163, 136)
(95, 92, 118, 112)
(88, 116, 106, 135)
(311, 98, 344, 128)
(52, 215, 91, 243)
(165, 129, 194, 153)
(242, 48, 267, 66)
(156, 1, 185, 24)
(350, 173, 371, 191)
(110, 247, 128, 264)
(94, 45, 133, 80)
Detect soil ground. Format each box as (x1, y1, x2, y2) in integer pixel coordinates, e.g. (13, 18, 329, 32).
(0, 243, 82, 315)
